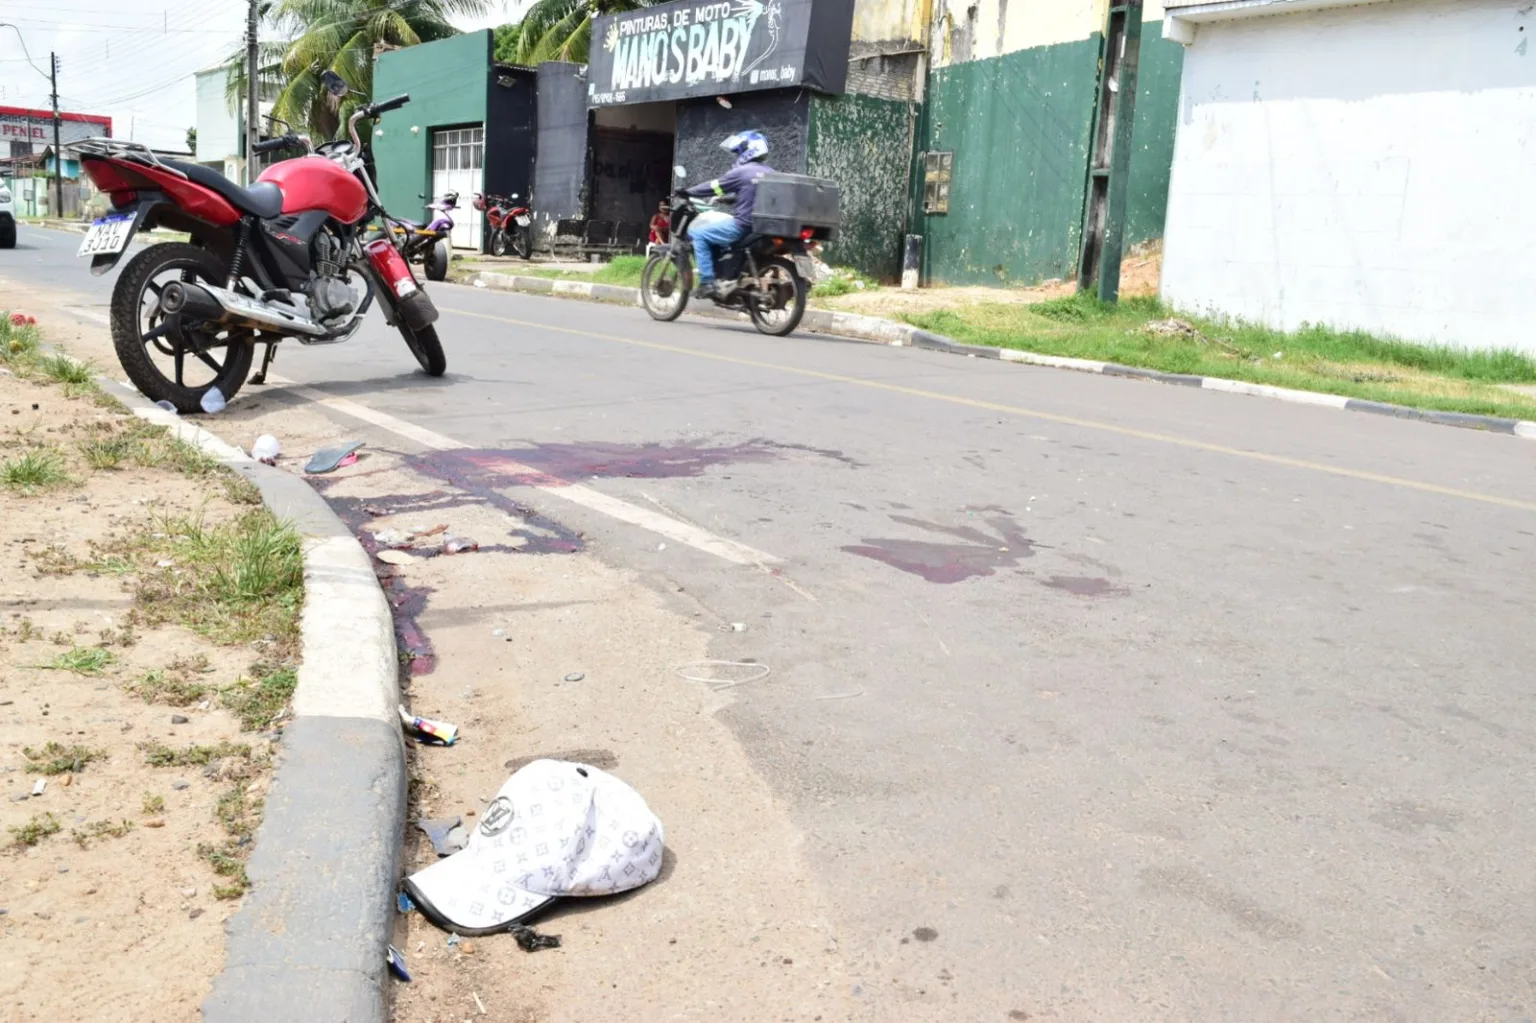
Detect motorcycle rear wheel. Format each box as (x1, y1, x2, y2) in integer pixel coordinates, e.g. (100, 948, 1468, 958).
(110, 242, 255, 413)
(425, 239, 450, 282)
(490, 229, 508, 258)
(640, 252, 691, 322)
(748, 257, 808, 337)
(399, 321, 446, 377)
(513, 225, 532, 260)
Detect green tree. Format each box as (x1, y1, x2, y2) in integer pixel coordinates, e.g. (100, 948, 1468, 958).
(227, 0, 488, 143)
(494, 0, 653, 66)
(186, 127, 197, 154)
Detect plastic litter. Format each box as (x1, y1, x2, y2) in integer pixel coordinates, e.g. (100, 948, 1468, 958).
(251, 434, 280, 465)
(473, 279, 487, 288)
(443, 535, 479, 555)
(386, 944, 411, 982)
(199, 387, 227, 414)
(673, 660, 772, 691)
(376, 550, 414, 566)
(397, 892, 415, 913)
(563, 672, 585, 683)
(399, 705, 459, 746)
(154, 400, 178, 414)
(416, 816, 469, 857)
(31, 778, 45, 797)
(508, 923, 562, 953)
(371, 528, 411, 548)
(447, 932, 461, 947)
(304, 440, 364, 474)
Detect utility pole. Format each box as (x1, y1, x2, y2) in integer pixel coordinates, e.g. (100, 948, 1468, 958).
(1078, 0, 1144, 303)
(245, 0, 259, 185)
(50, 52, 61, 219)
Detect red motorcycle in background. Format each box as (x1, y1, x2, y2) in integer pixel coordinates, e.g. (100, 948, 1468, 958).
(75, 71, 443, 413)
(473, 191, 531, 259)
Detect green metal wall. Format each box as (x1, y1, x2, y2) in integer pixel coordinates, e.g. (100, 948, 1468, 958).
(913, 23, 1182, 287)
(373, 31, 491, 218)
(807, 92, 913, 282)
(1125, 28, 1184, 248)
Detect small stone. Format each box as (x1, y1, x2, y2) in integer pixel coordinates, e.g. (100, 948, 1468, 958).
(491, 628, 506, 638)
(564, 672, 585, 683)
(120, 723, 132, 733)
(189, 908, 204, 920)
(34, 910, 52, 920)
(171, 780, 190, 791)
(74, 915, 89, 924)
(144, 819, 166, 829)
(11, 792, 29, 803)
(170, 715, 189, 725)
(181, 887, 197, 899)
(57, 864, 68, 874)
(60, 774, 71, 788)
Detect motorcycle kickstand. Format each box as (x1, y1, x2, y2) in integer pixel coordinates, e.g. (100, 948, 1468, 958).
(250, 340, 278, 386)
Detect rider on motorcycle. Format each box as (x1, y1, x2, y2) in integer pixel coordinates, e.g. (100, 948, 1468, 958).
(681, 130, 776, 299)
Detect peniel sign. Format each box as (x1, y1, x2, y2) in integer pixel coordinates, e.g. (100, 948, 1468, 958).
(587, 0, 854, 107)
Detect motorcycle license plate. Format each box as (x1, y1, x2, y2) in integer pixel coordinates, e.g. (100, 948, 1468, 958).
(792, 254, 814, 280)
(514, 215, 530, 227)
(77, 214, 135, 258)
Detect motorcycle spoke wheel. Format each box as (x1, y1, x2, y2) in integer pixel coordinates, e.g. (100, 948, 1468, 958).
(747, 260, 806, 337)
(641, 253, 691, 322)
(135, 264, 244, 390)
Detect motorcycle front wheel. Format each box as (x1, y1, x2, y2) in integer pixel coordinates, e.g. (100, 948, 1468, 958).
(425, 239, 450, 282)
(748, 257, 808, 337)
(399, 321, 446, 377)
(640, 251, 691, 322)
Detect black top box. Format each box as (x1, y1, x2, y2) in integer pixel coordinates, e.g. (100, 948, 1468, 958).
(753, 173, 841, 242)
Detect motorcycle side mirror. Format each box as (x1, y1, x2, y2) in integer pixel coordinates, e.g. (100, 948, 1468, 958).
(674, 165, 686, 179)
(321, 70, 349, 99)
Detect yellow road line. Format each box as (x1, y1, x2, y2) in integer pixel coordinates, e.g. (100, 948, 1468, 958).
(441, 306, 1536, 514)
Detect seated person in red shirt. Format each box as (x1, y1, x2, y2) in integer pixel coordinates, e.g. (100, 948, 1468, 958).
(649, 201, 671, 245)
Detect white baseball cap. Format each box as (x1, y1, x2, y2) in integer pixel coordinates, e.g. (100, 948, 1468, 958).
(403, 758, 665, 935)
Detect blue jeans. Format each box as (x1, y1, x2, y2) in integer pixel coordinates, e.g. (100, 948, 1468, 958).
(690, 211, 747, 283)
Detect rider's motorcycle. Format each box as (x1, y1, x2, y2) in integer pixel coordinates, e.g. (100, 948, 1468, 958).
(382, 191, 458, 282)
(75, 71, 442, 413)
(638, 166, 837, 337)
(473, 192, 532, 259)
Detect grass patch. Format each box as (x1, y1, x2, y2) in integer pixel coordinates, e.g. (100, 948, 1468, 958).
(2, 449, 72, 494)
(9, 812, 61, 850)
(23, 742, 104, 775)
(78, 434, 133, 470)
(220, 663, 297, 731)
(127, 508, 304, 655)
(0, 313, 41, 366)
(142, 793, 166, 816)
(38, 353, 94, 394)
(199, 842, 250, 899)
(71, 819, 135, 849)
(128, 654, 213, 706)
(810, 266, 879, 300)
(45, 645, 115, 676)
(526, 254, 647, 287)
(902, 293, 1536, 418)
(140, 740, 252, 768)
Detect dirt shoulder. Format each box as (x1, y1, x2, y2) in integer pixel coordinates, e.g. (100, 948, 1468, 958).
(0, 314, 301, 1021)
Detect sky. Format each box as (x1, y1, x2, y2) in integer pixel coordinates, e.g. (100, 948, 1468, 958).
(0, 0, 519, 151)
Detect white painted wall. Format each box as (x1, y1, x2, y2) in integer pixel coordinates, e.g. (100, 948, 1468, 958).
(195, 68, 240, 165)
(1161, 0, 1536, 353)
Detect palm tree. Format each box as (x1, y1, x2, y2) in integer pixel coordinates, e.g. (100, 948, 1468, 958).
(494, 0, 652, 66)
(228, 0, 488, 143)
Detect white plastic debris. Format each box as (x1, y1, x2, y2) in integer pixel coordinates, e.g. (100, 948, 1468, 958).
(31, 778, 46, 796)
(251, 434, 280, 465)
(200, 387, 227, 414)
(155, 400, 178, 414)
(473, 279, 487, 288)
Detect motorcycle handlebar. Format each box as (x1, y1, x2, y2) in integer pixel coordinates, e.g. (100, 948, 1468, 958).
(252, 134, 301, 154)
(366, 94, 410, 117)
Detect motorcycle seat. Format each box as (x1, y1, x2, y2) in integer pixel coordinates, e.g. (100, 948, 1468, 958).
(163, 160, 284, 219)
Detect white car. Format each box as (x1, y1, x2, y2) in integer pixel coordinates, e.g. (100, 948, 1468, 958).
(0, 184, 14, 249)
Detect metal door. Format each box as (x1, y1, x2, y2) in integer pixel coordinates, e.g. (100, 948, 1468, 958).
(431, 125, 484, 250)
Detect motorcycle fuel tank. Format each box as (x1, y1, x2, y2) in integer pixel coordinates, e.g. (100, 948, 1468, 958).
(258, 157, 368, 225)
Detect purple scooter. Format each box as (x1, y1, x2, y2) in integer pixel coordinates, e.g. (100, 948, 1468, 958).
(385, 190, 458, 282)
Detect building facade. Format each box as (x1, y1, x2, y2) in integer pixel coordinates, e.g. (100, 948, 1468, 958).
(1160, 0, 1535, 353)
(374, 31, 536, 250)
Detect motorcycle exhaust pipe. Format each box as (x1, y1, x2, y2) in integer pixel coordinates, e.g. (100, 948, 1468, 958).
(159, 280, 326, 337)
(159, 281, 226, 322)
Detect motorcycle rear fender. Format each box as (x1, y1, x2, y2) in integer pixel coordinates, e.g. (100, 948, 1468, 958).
(88, 194, 236, 276)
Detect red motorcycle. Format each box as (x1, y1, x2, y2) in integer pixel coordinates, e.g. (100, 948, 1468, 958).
(473, 191, 531, 259)
(75, 73, 442, 412)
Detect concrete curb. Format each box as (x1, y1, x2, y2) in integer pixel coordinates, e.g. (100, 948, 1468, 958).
(93, 379, 405, 1023)
(470, 270, 1536, 441)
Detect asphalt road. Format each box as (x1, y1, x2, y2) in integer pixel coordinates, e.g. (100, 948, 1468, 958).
(7, 225, 1536, 1021)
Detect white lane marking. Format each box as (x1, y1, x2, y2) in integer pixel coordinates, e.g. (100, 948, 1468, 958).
(268, 374, 783, 567)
